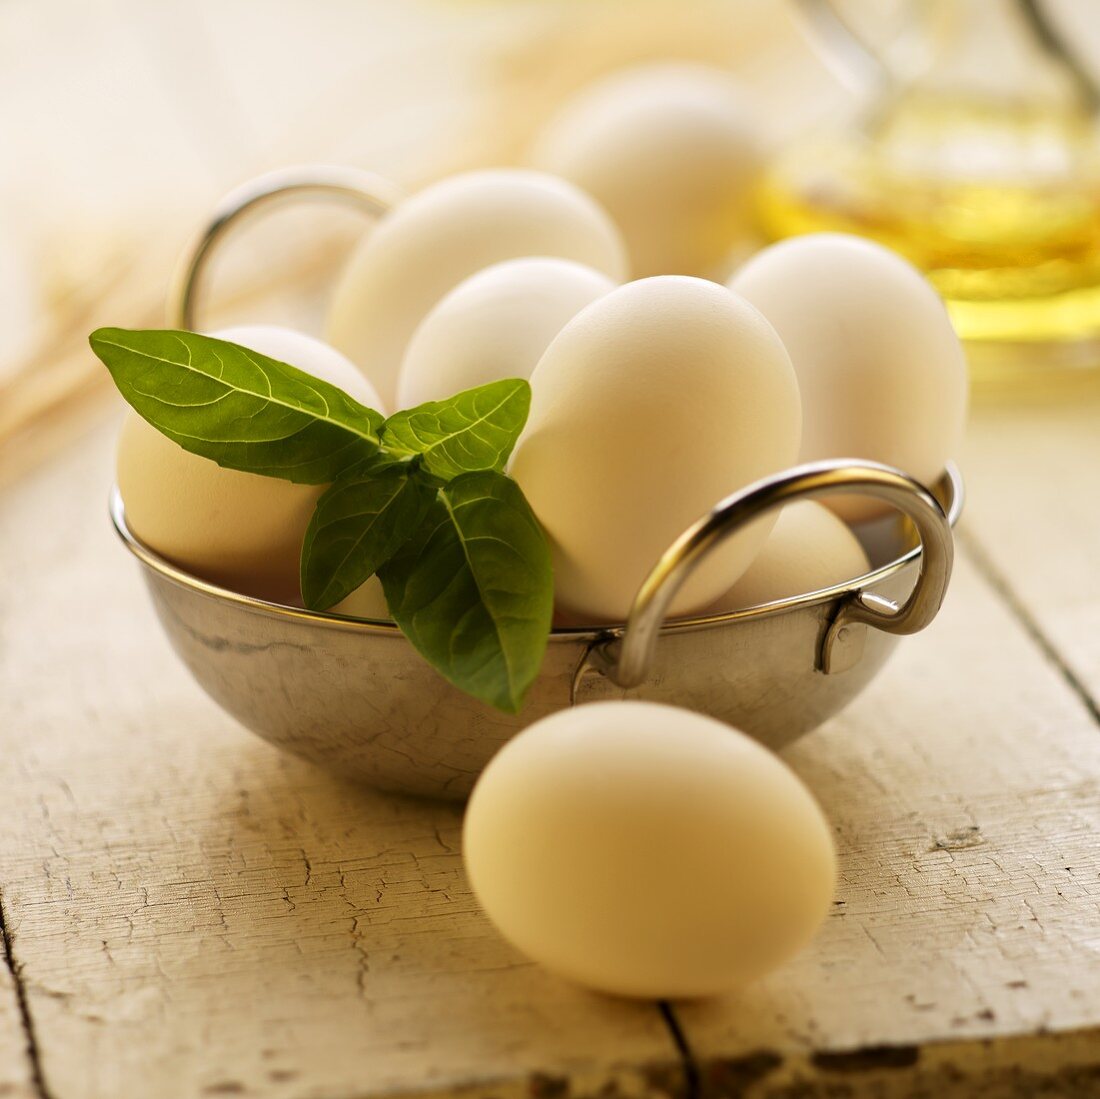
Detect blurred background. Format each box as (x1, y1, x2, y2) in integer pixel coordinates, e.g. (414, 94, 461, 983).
(4, 0, 1100, 485)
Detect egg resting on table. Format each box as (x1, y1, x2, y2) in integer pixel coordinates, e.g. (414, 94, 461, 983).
(706, 501, 871, 612)
(509, 275, 801, 622)
(531, 63, 763, 279)
(463, 701, 837, 999)
(116, 325, 384, 603)
(729, 233, 968, 522)
(326, 169, 629, 410)
(397, 257, 615, 408)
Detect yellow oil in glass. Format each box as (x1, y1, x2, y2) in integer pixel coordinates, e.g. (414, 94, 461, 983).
(757, 94, 1100, 391)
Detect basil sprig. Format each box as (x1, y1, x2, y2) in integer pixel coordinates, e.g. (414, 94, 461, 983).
(379, 472, 554, 714)
(381, 378, 530, 480)
(91, 328, 552, 714)
(299, 459, 435, 612)
(90, 328, 383, 482)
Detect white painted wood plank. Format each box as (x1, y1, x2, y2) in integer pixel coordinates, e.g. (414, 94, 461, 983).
(6, 409, 1100, 1097)
(961, 396, 1100, 706)
(671, 550, 1100, 1094)
(0, 418, 681, 1098)
(0, 956, 35, 1099)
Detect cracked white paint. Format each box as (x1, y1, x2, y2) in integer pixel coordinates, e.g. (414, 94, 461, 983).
(678, 550, 1100, 1061)
(3, 403, 1100, 1098)
(0, 425, 680, 1099)
(0, 917, 36, 1099)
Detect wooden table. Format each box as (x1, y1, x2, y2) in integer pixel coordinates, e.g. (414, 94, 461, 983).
(3, 391, 1100, 1099)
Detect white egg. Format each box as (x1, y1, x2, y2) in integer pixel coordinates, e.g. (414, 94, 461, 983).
(709, 501, 871, 611)
(116, 325, 384, 602)
(730, 234, 968, 521)
(509, 276, 801, 622)
(464, 701, 837, 999)
(326, 169, 629, 410)
(397, 257, 615, 408)
(330, 575, 392, 621)
(531, 63, 764, 279)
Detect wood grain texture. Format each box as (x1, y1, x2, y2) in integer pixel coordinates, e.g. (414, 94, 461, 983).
(671, 549, 1100, 1095)
(661, 393, 1100, 1095)
(0, 952, 35, 1099)
(961, 395, 1100, 705)
(0, 420, 682, 1098)
(8, 0, 1100, 1091)
(4, 411, 1100, 1098)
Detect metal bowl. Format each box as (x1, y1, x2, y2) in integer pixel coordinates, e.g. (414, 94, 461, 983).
(113, 165, 962, 798)
(111, 460, 961, 799)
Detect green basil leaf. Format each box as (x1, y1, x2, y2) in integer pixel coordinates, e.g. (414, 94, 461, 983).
(381, 378, 531, 480)
(300, 461, 435, 610)
(90, 328, 383, 483)
(379, 470, 553, 714)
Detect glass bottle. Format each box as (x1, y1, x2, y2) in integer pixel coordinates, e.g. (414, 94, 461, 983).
(758, 0, 1100, 389)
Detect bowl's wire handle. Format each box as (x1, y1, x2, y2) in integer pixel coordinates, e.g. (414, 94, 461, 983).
(608, 459, 954, 688)
(169, 165, 402, 330)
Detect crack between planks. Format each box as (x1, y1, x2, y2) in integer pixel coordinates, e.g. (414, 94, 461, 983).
(959, 529, 1100, 729)
(658, 1001, 701, 1099)
(0, 887, 54, 1099)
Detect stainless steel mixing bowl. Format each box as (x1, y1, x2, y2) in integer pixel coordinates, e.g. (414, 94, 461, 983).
(109, 165, 962, 798)
(111, 460, 961, 799)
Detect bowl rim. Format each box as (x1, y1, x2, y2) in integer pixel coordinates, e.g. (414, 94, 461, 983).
(109, 462, 963, 643)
